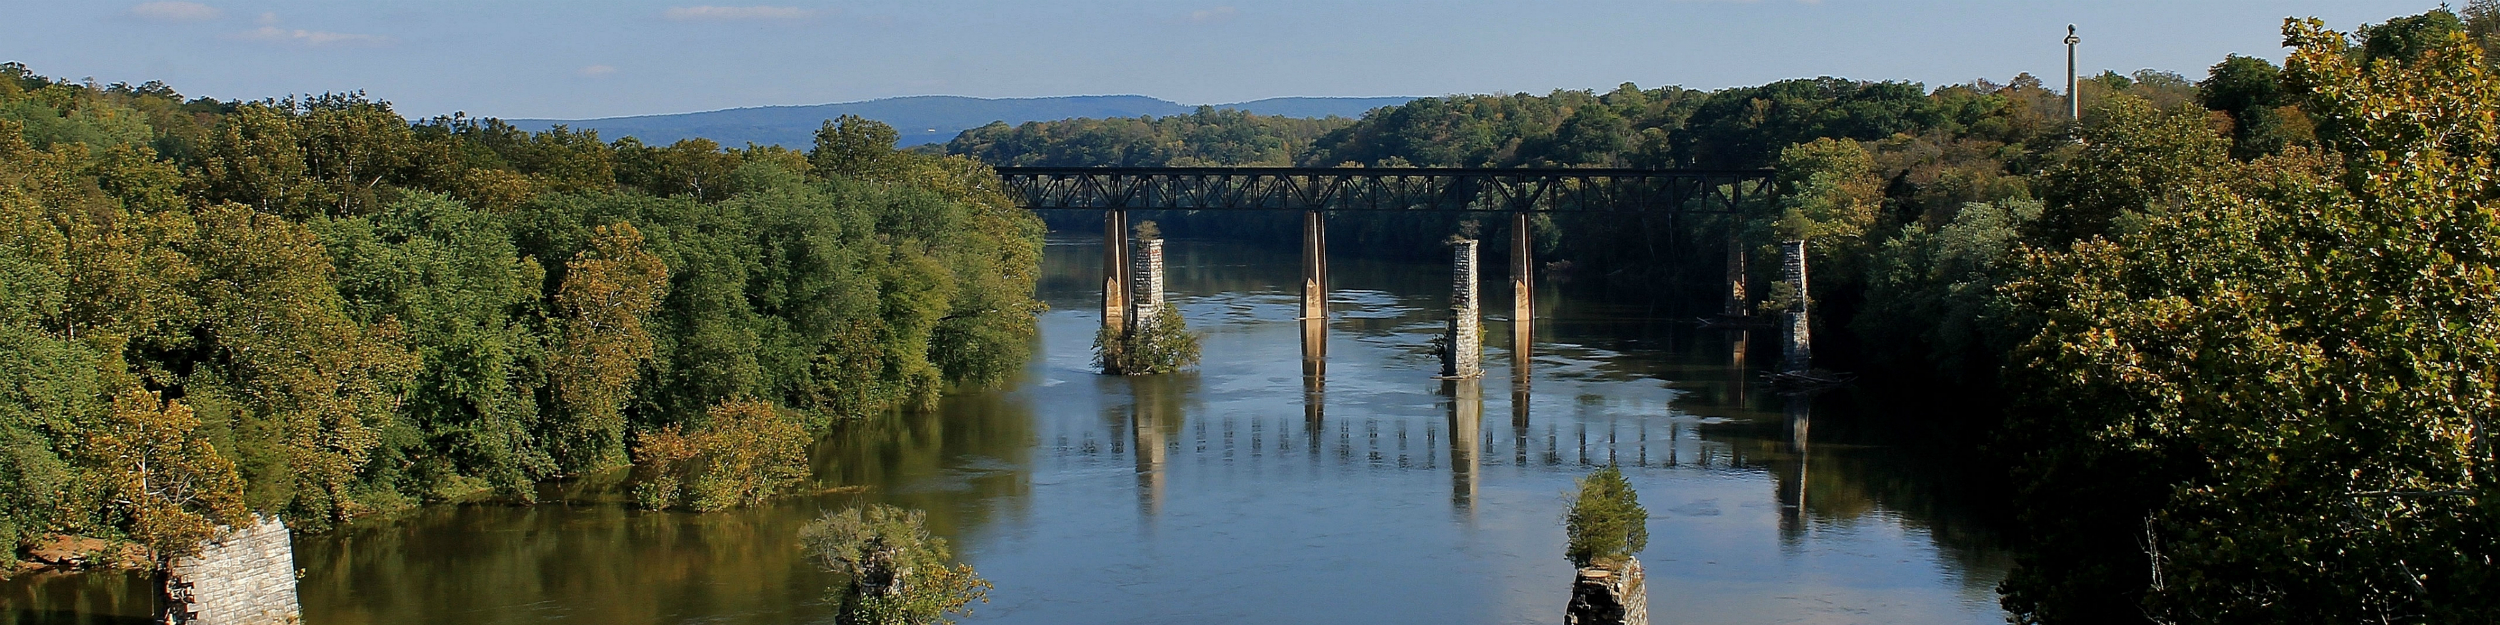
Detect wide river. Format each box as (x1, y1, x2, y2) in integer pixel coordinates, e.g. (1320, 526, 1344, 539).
(8, 235, 2011, 624)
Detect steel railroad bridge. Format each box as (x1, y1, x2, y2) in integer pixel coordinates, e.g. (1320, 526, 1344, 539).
(994, 166, 1778, 378)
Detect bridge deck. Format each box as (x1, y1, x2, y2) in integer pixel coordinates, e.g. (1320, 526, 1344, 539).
(996, 167, 1775, 213)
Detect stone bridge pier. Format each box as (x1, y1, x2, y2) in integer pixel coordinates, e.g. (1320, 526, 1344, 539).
(1442, 239, 1482, 379)
(163, 515, 300, 625)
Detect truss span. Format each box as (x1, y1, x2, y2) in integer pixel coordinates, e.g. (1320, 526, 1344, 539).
(995, 167, 1775, 213)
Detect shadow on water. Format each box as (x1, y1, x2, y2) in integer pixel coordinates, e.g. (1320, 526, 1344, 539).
(2, 570, 158, 625)
(5, 230, 2012, 625)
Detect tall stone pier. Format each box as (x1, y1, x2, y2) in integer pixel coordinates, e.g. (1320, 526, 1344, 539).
(1567, 558, 1648, 625)
(163, 516, 300, 625)
(1441, 239, 1482, 379)
(1128, 236, 1166, 334)
(1780, 240, 1810, 373)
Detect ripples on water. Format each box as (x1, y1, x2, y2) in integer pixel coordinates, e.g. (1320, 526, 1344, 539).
(4, 236, 2010, 625)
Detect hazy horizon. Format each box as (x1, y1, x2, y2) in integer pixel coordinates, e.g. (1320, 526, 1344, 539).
(4, 1, 2437, 120)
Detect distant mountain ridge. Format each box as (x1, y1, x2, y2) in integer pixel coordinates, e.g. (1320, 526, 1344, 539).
(503, 95, 1414, 148)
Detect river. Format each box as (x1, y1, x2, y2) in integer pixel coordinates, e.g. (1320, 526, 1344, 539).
(6, 234, 2011, 624)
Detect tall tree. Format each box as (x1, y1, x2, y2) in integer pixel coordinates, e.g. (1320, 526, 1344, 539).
(549, 222, 667, 471)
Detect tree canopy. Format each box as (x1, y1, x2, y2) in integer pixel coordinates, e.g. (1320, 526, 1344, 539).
(0, 63, 1044, 559)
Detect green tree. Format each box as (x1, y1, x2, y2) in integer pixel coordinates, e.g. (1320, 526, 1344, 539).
(1564, 465, 1648, 568)
(630, 397, 809, 511)
(86, 388, 246, 560)
(2357, 8, 2467, 63)
(320, 192, 549, 500)
(813, 114, 904, 180)
(799, 504, 992, 625)
(194, 102, 312, 216)
(2028, 95, 2230, 246)
(183, 203, 414, 525)
(549, 222, 668, 472)
(1998, 17, 2500, 622)
(2199, 55, 2313, 159)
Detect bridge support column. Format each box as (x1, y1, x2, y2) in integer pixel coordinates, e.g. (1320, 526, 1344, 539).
(1301, 209, 1328, 380)
(1510, 212, 1533, 342)
(1128, 236, 1166, 334)
(1723, 229, 1747, 317)
(1103, 209, 1131, 338)
(1442, 239, 1482, 379)
(1301, 210, 1328, 321)
(1781, 240, 1810, 374)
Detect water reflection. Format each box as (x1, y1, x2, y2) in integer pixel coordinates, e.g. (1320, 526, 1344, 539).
(1778, 392, 1812, 540)
(1445, 380, 1483, 512)
(5, 235, 2014, 625)
(1122, 374, 1193, 520)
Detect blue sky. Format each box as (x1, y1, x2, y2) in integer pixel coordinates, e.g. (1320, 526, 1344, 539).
(0, 1, 2441, 120)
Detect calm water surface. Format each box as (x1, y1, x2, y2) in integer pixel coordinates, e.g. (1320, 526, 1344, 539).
(7, 236, 2011, 624)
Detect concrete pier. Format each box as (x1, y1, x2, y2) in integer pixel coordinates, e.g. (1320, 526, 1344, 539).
(163, 516, 300, 625)
(1301, 210, 1329, 321)
(1300, 210, 1328, 378)
(1780, 240, 1810, 374)
(1510, 212, 1533, 334)
(1102, 209, 1130, 337)
(1442, 239, 1482, 379)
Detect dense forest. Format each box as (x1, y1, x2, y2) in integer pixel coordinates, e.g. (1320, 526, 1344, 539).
(944, 8, 2499, 623)
(0, 63, 1043, 562)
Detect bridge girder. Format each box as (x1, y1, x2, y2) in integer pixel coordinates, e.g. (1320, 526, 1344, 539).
(995, 167, 1775, 213)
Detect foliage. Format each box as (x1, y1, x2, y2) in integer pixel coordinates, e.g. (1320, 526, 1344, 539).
(2028, 95, 2230, 247)
(1996, 16, 2500, 623)
(949, 107, 1350, 167)
(0, 65, 1045, 543)
(86, 389, 245, 560)
(2199, 55, 2316, 159)
(630, 398, 810, 512)
(320, 192, 549, 501)
(799, 504, 991, 625)
(1094, 304, 1199, 376)
(1564, 466, 1648, 567)
(548, 223, 668, 472)
(1852, 199, 2040, 385)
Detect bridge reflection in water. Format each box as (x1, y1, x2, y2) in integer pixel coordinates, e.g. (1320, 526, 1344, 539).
(1059, 354, 1807, 519)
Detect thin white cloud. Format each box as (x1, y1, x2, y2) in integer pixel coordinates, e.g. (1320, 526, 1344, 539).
(664, 6, 816, 21)
(580, 65, 618, 77)
(233, 25, 393, 47)
(128, 1, 221, 21)
(1188, 6, 1237, 23)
